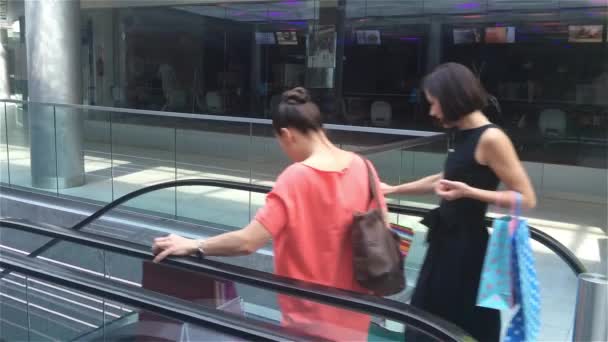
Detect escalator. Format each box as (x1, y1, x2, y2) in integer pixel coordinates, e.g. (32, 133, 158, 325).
(0, 218, 470, 341)
(0, 243, 327, 341)
(0, 179, 586, 341)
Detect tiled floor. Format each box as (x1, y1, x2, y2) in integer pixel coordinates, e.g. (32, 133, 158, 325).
(1, 141, 606, 341)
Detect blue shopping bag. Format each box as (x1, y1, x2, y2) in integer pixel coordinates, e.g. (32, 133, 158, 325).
(476, 214, 515, 310)
(506, 215, 541, 342)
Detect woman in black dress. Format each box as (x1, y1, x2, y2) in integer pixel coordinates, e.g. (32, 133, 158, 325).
(382, 63, 537, 341)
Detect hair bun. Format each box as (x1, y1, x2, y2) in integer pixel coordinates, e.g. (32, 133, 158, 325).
(282, 87, 310, 105)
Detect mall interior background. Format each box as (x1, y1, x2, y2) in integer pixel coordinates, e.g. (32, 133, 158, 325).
(0, 2, 605, 340)
(1, 0, 606, 166)
(0, 0, 606, 212)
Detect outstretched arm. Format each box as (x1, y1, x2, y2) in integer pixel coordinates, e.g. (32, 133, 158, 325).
(152, 220, 272, 263)
(381, 173, 443, 196)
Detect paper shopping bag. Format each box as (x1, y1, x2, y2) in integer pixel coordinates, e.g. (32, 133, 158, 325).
(389, 223, 415, 257)
(506, 218, 541, 342)
(476, 216, 515, 310)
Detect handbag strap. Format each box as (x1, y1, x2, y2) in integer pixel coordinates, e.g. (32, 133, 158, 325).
(362, 157, 383, 212)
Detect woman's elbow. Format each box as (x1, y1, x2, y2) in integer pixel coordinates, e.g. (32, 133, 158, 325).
(239, 236, 263, 255)
(240, 243, 258, 255)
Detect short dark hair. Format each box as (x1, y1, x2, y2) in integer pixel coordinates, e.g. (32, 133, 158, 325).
(272, 87, 323, 134)
(422, 63, 487, 123)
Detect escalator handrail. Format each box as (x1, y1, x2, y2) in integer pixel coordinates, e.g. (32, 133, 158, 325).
(0, 247, 329, 342)
(67, 178, 586, 276)
(0, 217, 472, 342)
(0, 178, 586, 340)
(386, 204, 587, 275)
(6, 178, 584, 281)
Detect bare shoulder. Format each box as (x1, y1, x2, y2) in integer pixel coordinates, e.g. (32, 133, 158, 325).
(479, 127, 512, 150)
(476, 127, 514, 164)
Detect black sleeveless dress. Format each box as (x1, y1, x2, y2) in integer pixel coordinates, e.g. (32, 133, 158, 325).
(411, 124, 501, 341)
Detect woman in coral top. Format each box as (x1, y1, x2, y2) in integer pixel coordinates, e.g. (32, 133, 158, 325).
(152, 87, 387, 341)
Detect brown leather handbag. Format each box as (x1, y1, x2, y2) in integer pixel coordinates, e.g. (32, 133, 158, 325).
(352, 159, 405, 296)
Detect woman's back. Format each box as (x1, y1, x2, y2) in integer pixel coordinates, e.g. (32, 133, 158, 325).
(255, 153, 386, 340)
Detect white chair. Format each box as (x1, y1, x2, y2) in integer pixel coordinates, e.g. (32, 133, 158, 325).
(538, 108, 567, 138)
(370, 101, 392, 127)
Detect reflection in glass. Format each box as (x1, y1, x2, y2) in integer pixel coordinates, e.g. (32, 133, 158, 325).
(74, 0, 606, 170)
(176, 121, 253, 228)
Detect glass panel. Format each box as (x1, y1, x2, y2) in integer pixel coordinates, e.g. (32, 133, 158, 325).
(101, 248, 145, 287)
(175, 120, 253, 229)
(0, 270, 106, 342)
(532, 239, 578, 341)
(58, 107, 113, 203)
(131, 256, 441, 341)
(401, 134, 447, 206)
(70, 302, 137, 341)
(0, 103, 8, 184)
(1, 250, 445, 341)
(0, 271, 29, 341)
(249, 123, 290, 220)
(79, 306, 249, 342)
(3, 226, 457, 340)
(5, 102, 60, 195)
(0, 226, 53, 254)
(110, 111, 177, 217)
(38, 240, 105, 277)
(24, 276, 105, 341)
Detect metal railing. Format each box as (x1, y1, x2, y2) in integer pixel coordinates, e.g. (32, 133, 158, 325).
(0, 246, 330, 342)
(0, 178, 589, 341)
(385, 204, 587, 275)
(1, 178, 585, 282)
(0, 98, 448, 213)
(1, 98, 441, 138)
(0, 217, 473, 342)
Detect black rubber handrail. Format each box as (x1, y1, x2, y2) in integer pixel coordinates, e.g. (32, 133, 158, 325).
(71, 178, 585, 276)
(1, 178, 584, 279)
(0, 247, 327, 342)
(0, 178, 586, 340)
(386, 204, 588, 275)
(0, 217, 471, 342)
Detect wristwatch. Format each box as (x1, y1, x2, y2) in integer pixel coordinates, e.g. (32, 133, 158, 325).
(196, 240, 206, 260)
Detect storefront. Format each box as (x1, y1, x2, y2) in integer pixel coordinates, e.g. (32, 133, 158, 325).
(3, 0, 607, 168)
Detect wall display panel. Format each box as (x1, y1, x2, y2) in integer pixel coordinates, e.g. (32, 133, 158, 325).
(568, 25, 604, 43)
(4, 0, 601, 170)
(485, 26, 516, 43)
(453, 28, 481, 44)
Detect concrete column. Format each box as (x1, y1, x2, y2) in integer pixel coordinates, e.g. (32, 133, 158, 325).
(0, 29, 9, 99)
(25, 0, 84, 189)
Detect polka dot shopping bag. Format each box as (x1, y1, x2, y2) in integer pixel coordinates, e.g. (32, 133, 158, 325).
(477, 192, 541, 342)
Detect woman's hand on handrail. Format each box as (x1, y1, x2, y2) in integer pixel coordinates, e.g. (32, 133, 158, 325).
(152, 234, 199, 263)
(152, 220, 273, 263)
